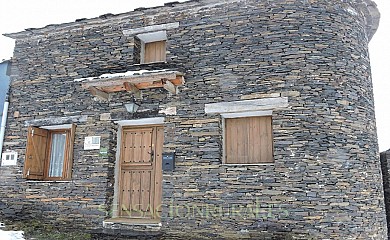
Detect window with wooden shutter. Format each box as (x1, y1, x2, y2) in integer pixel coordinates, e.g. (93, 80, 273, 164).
(224, 116, 274, 164)
(24, 124, 76, 180)
(134, 31, 168, 64)
(144, 41, 166, 64)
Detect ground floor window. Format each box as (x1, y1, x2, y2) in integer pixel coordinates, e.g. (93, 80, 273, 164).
(224, 116, 274, 164)
(24, 124, 75, 180)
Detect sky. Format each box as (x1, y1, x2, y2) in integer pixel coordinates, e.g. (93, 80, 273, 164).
(0, 0, 389, 151)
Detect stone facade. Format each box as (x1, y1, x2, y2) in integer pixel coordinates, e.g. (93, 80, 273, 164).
(0, 0, 386, 239)
(380, 149, 390, 238)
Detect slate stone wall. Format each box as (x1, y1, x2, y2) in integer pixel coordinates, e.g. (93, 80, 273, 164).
(0, 0, 386, 239)
(380, 150, 390, 238)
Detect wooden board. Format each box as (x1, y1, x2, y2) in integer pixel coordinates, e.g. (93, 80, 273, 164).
(144, 41, 166, 63)
(99, 76, 184, 93)
(24, 127, 49, 179)
(225, 116, 273, 164)
(82, 72, 181, 89)
(119, 126, 163, 219)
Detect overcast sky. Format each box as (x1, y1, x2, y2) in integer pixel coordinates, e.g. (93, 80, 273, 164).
(0, 0, 389, 151)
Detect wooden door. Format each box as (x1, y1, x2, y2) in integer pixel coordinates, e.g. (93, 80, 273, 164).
(119, 126, 163, 219)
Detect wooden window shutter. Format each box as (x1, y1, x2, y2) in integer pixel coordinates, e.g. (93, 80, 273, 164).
(63, 124, 76, 179)
(257, 116, 273, 163)
(225, 116, 274, 164)
(24, 126, 49, 180)
(144, 41, 166, 63)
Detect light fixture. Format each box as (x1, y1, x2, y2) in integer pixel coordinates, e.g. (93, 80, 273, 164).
(124, 102, 140, 113)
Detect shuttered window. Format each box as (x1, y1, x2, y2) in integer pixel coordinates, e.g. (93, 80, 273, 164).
(24, 125, 75, 180)
(225, 116, 274, 164)
(144, 41, 166, 64)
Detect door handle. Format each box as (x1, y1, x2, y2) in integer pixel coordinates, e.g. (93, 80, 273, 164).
(149, 149, 154, 163)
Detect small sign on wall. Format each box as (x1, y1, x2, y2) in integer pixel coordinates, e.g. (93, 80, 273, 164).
(1, 151, 18, 166)
(99, 147, 108, 157)
(84, 136, 101, 150)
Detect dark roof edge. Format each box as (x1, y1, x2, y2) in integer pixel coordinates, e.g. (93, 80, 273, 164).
(2, 0, 224, 40)
(2, 0, 380, 41)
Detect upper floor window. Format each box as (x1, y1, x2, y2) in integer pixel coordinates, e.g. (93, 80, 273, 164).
(24, 124, 75, 180)
(144, 40, 166, 63)
(134, 31, 167, 64)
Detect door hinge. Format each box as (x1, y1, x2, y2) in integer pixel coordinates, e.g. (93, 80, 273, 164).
(31, 129, 34, 137)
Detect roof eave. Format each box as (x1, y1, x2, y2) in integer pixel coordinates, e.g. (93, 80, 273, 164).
(361, 0, 381, 41)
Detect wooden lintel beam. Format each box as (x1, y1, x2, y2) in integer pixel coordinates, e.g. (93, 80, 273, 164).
(82, 72, 178, 89)
(163, 80, 178, 94)
(124, 82, 142, 98)
(88, 87, 109, 100)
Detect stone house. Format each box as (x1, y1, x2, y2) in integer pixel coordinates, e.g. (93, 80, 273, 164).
(380, 149, 390, 238)
(0, 0, 386, 239)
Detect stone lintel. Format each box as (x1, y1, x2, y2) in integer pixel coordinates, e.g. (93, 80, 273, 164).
(25, 115, 88, 126)
(123, 22, 179, 36)
(205, 97, 288, 114)
(115, 117, 165, 126)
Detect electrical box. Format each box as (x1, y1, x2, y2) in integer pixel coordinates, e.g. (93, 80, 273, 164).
(162, 153, 175, 171)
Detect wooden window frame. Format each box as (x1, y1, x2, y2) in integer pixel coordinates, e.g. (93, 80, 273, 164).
(222, 113, 274, 165)
(24, 124, 76, 181)
(45, 129, 72, 181)
(143, 40, 167, 64)
(134, 31, 167, 64)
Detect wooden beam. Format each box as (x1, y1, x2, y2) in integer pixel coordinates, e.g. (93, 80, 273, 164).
(163, 80, 178, 94)
(88, 87, 109, 100)
(91, 76, 185, 93)
(135, 80, 164, 90)
(178, 75, 185, 85)
(124, 82, 142, 98)
(82, 72, 179, 89)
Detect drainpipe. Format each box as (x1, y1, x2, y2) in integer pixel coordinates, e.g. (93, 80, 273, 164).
(0, 101, 9, 154)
